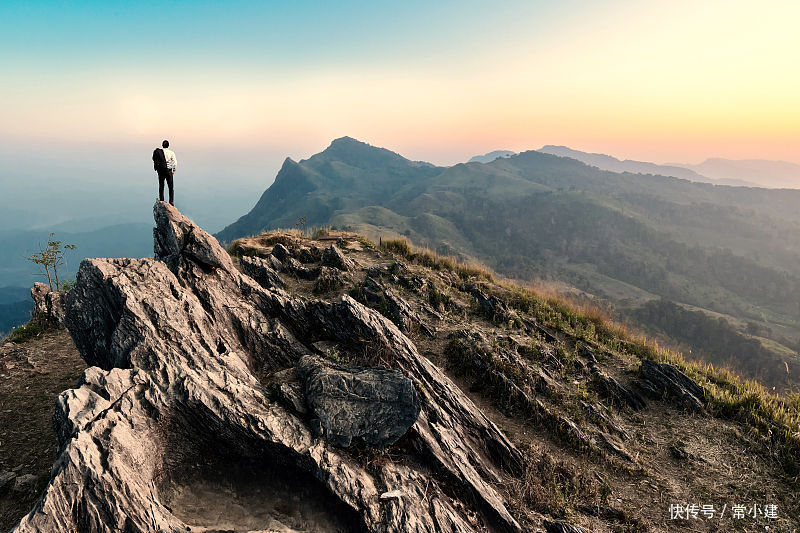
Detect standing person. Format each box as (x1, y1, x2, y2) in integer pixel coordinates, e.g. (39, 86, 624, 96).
(152, 139, 178, 205)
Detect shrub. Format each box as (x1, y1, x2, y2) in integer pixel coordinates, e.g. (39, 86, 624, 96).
(9, 322, 43, 343)
(27, 233, 76, 291)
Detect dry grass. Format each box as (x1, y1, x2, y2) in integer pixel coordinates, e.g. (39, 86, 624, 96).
(484, 279, 800, 477)
(507, 444, 603, 519)
(379, 237, 494, 282)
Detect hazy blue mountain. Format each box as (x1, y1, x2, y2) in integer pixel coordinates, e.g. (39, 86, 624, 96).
(537, 145, 756, 187)
(672, 158, 800, 189)
(0, 221, 155, 333)
(0, 286, 31, 336)
(0, 223, 154, 290)
(218, 138, 800, 387)
(468, 150, 517, 163)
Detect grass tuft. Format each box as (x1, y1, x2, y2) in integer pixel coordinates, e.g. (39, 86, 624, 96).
(8, 322, 44, 343)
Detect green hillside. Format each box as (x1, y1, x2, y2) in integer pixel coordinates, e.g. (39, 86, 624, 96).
(217, 138, 800, 390)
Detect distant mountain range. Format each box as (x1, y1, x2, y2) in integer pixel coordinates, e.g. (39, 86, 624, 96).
(671, 158, 800, 189)
(533, 145, 800, 189)
(536, 146, 757, 187)
(0, 286, 31, 337)
(468, 150, 516, 163)
(218, 136, 800, 388)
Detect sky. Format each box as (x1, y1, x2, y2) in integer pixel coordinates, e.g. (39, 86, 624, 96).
(1, 0, 799, 190)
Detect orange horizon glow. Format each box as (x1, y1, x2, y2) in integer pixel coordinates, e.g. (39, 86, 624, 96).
(1, 0, 798, 167)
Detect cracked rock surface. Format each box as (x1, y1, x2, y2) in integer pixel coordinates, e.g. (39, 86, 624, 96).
(295, 354, 421, 448)
(13, 202, 523, 533)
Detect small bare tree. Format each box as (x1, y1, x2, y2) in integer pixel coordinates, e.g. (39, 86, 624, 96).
(27, 233, 77, 291)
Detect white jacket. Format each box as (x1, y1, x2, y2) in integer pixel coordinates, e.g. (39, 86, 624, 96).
(163, 148, 177, 172)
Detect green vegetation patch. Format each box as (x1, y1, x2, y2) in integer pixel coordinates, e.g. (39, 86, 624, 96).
(8, 322, 43, 343)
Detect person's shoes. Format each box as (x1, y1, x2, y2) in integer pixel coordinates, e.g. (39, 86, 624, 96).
(169, 202, 174, 206)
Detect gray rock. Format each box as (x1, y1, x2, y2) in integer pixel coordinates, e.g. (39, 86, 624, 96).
(471, 288, 518, 324)
(278, 381, 308, 414)
(313, 266, 348, 294)
(365, 261, 406, 278)
(591, 369, 646, 411)
(359, 277, 432, 335)
(581, 401, 630, 441)
(240, 255, 286, 289)
(380, 489, 403, 501)
(265, 368, 309, 415)
(296, 354, 421, 448)
(30, 282, 65, 325)
(276, 254, 319, 280)
(321, 244, 355, 271)
(639, 360, 705, 410)
(271, 242, 293, 263)
(15, 201, 524, 533)
(297, 245, 321, 263)
(153, 200, 234, 273)
(398, 275, 428, 293)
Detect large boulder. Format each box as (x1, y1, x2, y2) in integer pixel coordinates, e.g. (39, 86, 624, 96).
(14, 201, 524, 533)
(296, 354, 421, 448)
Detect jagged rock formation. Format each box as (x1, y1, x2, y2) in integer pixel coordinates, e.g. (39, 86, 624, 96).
(357, 276, 433, 336)
(590, 367, 647, 411)
(30, 282, 65, 326)
(639, 359, 706, 410)
(14, 202, 524, 533)
(239, 255, 286, 290)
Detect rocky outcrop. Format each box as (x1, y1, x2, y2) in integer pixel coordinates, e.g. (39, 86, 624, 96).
(639, 360, 706, 410)
(471, 288, 518, 324)
(296, 354, 420, 448)
(14, 201, 524, 533)
(358, 276, 434, 336)
(239, 255, 286, 289)
(269, 242, 319, 280)
(321, 244, 355, 271)
(591, 368, 646, 411)
(313, 266, 349, 294)
(30, 282, 65, 325)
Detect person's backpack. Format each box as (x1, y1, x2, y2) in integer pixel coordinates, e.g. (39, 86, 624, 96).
(152, 148, 167, 171)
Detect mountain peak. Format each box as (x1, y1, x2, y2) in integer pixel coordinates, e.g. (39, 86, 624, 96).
(329, 135, 366, 147)
(314, 137, 416, 168)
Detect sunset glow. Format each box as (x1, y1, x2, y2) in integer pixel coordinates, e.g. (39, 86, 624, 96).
(1, 0, 798, 165)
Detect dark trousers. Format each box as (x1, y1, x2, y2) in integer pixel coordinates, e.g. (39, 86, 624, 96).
(158, 169, 174, 205)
